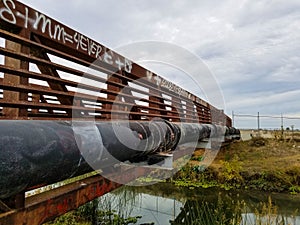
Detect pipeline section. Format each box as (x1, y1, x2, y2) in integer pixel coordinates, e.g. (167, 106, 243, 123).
(0, 120, 240, 199)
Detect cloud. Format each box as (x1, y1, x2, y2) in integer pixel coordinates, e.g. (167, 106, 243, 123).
(227, 89, 300, 110)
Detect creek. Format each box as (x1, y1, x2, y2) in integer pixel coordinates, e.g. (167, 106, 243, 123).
(98, 182, 300, 225)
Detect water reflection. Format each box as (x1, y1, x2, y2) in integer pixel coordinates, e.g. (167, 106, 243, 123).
(98, 183, 300, 225)
(130, 194, 182, 224)
(241, 213, 300, 225)
(99, 192, 183, 224)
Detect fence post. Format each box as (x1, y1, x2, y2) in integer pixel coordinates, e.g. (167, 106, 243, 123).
(257, 112, 260, 131)
(281, 113, 284, 140)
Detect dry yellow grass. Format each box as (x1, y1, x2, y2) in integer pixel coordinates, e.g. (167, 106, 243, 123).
(192, 138, 300, 174)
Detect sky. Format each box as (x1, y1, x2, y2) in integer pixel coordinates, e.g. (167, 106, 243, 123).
(16, 0, 300, 128)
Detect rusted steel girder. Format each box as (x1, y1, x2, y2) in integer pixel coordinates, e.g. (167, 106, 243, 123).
(0, 167, 154, 225)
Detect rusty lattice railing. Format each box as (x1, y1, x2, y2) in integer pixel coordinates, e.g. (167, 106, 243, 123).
(0, 1, 235, 224)
(0, 0, 231, 126)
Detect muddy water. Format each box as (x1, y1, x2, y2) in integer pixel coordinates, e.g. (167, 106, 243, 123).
(98, 182, 300, 225)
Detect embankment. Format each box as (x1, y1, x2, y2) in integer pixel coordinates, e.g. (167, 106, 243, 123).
(173, 137, 300, 194)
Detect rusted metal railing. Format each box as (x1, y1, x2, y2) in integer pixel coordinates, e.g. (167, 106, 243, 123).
(0, 1, 235, 224)
(0, 0, 230, 126)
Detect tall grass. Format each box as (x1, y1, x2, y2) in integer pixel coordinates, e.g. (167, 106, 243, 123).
(170, 193, 244, 225)
(170, 194, 298, 225)
(45, 186, 142, 225)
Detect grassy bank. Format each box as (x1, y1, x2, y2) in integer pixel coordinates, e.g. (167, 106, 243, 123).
(173, 137, 300, 193)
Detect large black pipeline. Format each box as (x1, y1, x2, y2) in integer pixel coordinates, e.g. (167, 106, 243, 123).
(0, 120, 240, 199)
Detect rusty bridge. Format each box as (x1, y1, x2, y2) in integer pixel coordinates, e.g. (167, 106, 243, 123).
(0, 1, 239, 224)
